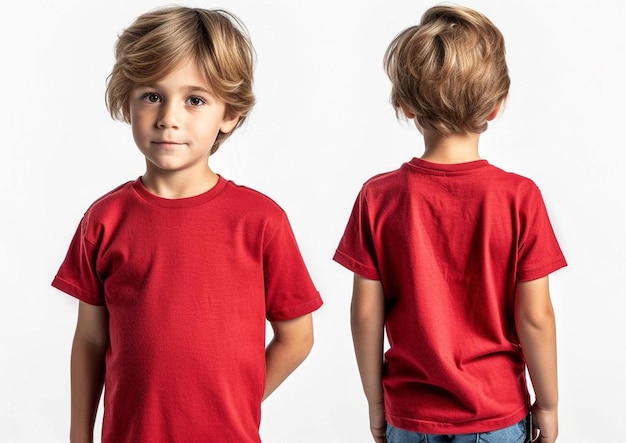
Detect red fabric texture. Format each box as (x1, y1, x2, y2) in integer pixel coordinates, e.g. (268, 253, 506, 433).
(334, 158, 566, 434)
(53, 177, 322, 443)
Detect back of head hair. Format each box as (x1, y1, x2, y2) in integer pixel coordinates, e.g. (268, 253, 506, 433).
(384, 5, 509, 135)
(106, 7, 255, 154)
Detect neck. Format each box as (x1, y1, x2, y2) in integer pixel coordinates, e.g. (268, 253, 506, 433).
(420, 131, 481, 164)
(141, 166, 219, 199)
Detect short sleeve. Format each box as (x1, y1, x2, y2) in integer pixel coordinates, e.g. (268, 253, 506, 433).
(51, 213, 106, 305)
(263, 213, 322, 321)
(516, 185, 567, 281)
(333, 189, 381, 280)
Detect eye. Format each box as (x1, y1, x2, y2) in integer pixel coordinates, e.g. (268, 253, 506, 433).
(141, 93, 161, 103)
(188, 96, 206, 106)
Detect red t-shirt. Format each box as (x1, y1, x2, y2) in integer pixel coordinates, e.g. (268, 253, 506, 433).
(334, 158, 566, 434)
(52, 177, 322, 443)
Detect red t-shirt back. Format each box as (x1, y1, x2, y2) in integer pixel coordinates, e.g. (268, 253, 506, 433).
(334, 158, 566, 434)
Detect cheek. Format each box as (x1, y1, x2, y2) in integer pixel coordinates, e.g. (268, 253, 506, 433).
(130, 114, 150, 146)
(130, 110, 149, 133)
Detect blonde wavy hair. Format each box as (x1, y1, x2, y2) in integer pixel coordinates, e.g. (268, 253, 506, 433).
(384, 5, 509, 135)
(106, 7, 255, 154)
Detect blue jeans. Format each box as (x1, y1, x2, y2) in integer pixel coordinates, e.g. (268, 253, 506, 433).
(386, 416, 528, 443)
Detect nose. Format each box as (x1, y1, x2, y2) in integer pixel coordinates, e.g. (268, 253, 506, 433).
(157, 102, 180, 129)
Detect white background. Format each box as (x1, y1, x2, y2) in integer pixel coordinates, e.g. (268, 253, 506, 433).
(1, 0, 624, 441)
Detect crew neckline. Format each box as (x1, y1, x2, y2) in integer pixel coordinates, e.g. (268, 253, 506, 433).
(131, 175, 228, 208)
(405, 158, 490, 175)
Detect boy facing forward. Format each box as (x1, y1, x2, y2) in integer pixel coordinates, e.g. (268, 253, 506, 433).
(52, 7, 322, 443)
(334, 6, 565, 443)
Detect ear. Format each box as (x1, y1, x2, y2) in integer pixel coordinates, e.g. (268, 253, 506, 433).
(219, 112, 240, 134)
(400, 103, 416, 119)
(487, 100, 504, 121)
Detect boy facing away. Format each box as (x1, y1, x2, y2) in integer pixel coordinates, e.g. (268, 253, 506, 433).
(52, 7, 322, 443)
(334, 6, 566, 443)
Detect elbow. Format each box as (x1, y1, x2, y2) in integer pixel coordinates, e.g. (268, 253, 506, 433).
(518, 303, 555, 330)
(350, 301, 384, 331)
(350, 300, 371, 325)
(270, 314, 315, 365)
(285, 324, 314, 363)
(516, 305, 556, 341)
(514, 276, 556, 335)
(300, 328, 314, 360)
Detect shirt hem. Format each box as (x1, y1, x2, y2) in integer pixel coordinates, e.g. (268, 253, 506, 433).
(387, 404, 528, 434)
(332, 249, 380, 281)
(51, 276, 105, 306)
(518, 256, 567, 282)
(267, 294, 323, 322)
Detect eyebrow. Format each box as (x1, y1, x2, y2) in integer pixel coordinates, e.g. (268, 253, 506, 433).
(136, 84, 215, 96)
(182, 85, 214, 95)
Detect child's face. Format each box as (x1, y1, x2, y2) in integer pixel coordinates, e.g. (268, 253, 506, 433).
(129, 58, 239, 175)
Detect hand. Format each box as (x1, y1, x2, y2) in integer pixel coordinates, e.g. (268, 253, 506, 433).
(530, 403, 558, 443)
(368, 400, 387, 443)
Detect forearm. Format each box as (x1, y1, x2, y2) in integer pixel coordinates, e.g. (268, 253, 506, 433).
(518, 314, 558, 409)
(351, 306, 385, 406)
(352, 303, 386, 443)
(70, 302, 109, 443)
(519, 317, 558, 442)
(70, 337, 106, 443)
(515, 278, 558, 409)
(263, 315, 314, 401)
(351, 275, 386, 443)
(515, 277, 559, 442)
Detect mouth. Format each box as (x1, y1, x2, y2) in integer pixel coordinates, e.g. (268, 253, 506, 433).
(153, 141, 185, 149)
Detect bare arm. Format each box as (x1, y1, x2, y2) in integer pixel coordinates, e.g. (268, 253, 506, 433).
(515, 276, 558, 443)
(351, 274, 386, 443)
(263, 313, 314, 401)
(70, 302, 109, 443)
